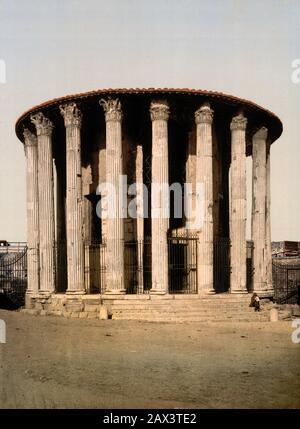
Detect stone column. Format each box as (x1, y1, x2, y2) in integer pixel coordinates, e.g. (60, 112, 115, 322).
(60, 103, 85, 294)
(31, 113, 55, 293)
(23, 129, 40, 294)
(150, 101, 170, 294)
(100, 98, 125, 294)
(195, 103, 215, 294)
(230, 113, 248, 293)
(54, 157, 67, 293)
(265, 141, 273, 294)
(136, 144, 144, 293)
(252, 127, 268, 293)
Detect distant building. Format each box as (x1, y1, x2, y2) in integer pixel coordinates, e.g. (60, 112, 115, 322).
(272, 241, 300, 258)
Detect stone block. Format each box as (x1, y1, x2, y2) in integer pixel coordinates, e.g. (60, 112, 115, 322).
(65, 303, 84, 313)
(292, 306, 300, 317)
(87, 313, 98, 319)
(99, 305, 109, 320)
(84, 304, 99, 313)
(27, 309, 40, 316)
(70, 312, 79, 318)
(79, 312, 88, 319)
(83, 299, 101, 305)
(270, 308, 278, 322)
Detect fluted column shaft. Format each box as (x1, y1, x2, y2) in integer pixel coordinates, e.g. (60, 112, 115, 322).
(252, 127, 267, 293)
(150, 101, 170, 294)
(31, 113, 55, 293)
(230, 113, 248, 293)
(60, 103, 85, 294)
(195, 103, 214, 294)
(23, 129, 40, 293)
(265, 142, 273, 293)
(136, 144, 144, 293)
(100, 98, 125, 294)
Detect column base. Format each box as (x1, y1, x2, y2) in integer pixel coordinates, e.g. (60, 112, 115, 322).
(25, 290, 38, 296)
(38, 290, 54, 297)
(104, 289, 126, 295)
(230, 289, 248, 294)
(150, 288, 167, 295)
(199, 288, 216, 295)
(25, 291, 36, 309)
(66, 290, 86, 296)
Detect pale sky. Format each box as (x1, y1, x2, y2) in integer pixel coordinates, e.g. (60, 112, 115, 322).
(0, 0, 299, 241)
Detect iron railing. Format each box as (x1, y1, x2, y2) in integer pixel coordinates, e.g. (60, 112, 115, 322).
(0, 244, 27, 308)
(0, 238, 260, 299)
(272, 259, 300, 304)
(213, 237, 230, 293)
(168, 235, 198, 294)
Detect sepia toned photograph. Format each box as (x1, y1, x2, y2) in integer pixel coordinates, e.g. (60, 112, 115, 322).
(0, 0, 299, 416)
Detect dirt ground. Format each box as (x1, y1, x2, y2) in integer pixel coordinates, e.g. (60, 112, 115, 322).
(0, 309, 299, 409)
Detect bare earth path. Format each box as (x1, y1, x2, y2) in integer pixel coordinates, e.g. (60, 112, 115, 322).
(0, 309, 299, 408)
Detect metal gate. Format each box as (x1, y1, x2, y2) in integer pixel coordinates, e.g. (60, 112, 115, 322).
(84, 242, 106, 294)
(168, 235, 198, 294)
(125, 240, 152, 294)
(272, 260, 300, 304)
(213, 237, 230, 292)
(0, 244, 27, 308)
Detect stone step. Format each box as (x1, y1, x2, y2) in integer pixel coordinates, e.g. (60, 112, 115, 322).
(112, 306, 266, 311)
(110, 302, 254, 308)
(111, 306, 259, 313)
(112, 311, 269, 320)
(112, 314, 269, 322)
(112, 311, 269, 319)
(110, 296, 253, 304)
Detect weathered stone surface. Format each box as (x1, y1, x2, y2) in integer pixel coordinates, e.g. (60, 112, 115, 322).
(252, 127, 267, 293)
(84, 304, 99, 313)
(270, 308, 278, 322)
(70, 312, 80, 318)
(65, 303, 84, 313)
(195, 103, 214, 294)
(99, 305, 108, 320)
(26, 309, 40, 316)
(23, 129, 39, 293)
(60, 102, 85, 294)
(100, 98, 125, 294)
(230, 113, 247, 293)
(79, 312, 88, 319)
(150, 100, 169, 294)
(87, 313, 98, 319)
(31, 112, 55, 293)
(83, 299, 101, 305)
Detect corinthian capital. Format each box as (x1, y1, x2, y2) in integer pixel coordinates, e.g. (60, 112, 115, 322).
(23, 128, 37, 147)
(230, 113, 247, 131)
(195, 103, 213, 124)
(60, 102, 82, 128)
(253, 126, 268, 140)
(99, 98, 122, 122)
(150, 101, 170, 121)
(30, 112, 53, 136)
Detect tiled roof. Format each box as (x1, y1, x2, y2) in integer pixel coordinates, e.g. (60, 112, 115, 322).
(15, 87, 282, 140)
